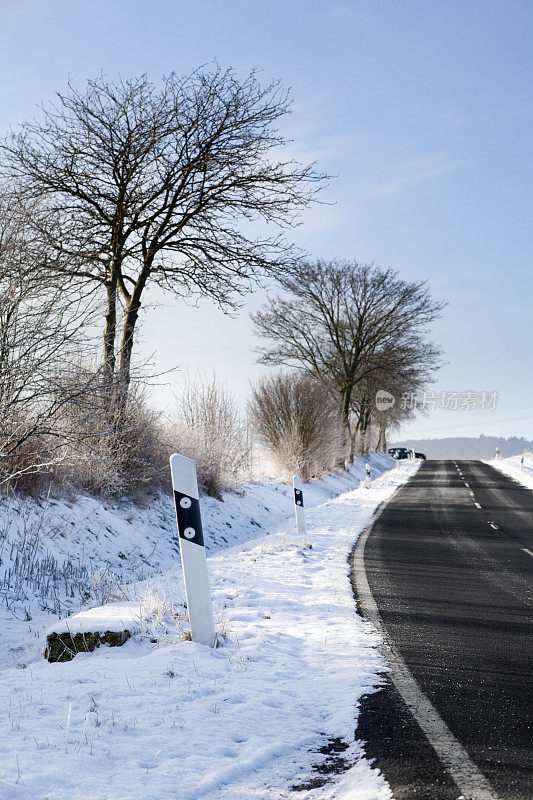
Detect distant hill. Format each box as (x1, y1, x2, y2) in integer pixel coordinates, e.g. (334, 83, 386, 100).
(389, 435, 533, 460)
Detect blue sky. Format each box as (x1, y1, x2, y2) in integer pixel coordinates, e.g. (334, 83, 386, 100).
(2, 0, 532, 439)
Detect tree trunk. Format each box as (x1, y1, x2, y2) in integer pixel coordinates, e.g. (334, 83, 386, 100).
(114, 299, 138, 428)
(352, 397, 369, 456)
(103, 275, 118, 393)
(361, 408, 372, 454)
(340, 386, 353, 467)
(114, 262, 151, 431)
(377, 420, 387, 452)
(354, 399, 372, 455)
(348, 429, 357, 464)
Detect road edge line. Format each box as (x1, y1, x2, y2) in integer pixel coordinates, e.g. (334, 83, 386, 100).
(351, 495, 501, 800)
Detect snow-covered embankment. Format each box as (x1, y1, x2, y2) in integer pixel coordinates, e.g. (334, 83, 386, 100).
(0, 454, 418, 799)
(486, 452, 533, 490)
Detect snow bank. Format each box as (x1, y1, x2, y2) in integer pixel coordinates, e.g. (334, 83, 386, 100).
(0, 452, 390, 671)
(44, 453, 393, 647)
(485, 452, 533, 490)
(47, 602, 142, 637)
(0, 455, 417, 799)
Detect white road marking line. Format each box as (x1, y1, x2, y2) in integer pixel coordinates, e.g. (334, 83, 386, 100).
(523, 548, 533, 558)
(488, 522, 498, 530)
(474, 502, 482, 509)
(469, 491, 475, 497)
(353, 516, 501, 800)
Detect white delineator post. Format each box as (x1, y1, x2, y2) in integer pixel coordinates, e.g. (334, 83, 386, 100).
(293, 475, 306, 545)
(170, 454, 216, 648)
(365, 463, 371, 488)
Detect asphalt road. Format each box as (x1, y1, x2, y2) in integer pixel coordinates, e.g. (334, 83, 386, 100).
(353, 460, 533, 800)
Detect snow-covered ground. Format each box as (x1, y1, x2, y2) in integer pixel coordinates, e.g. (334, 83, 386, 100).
(0, 454, 391, 672)
(0, 454, 418, 799)
(485, 452, 533, 490)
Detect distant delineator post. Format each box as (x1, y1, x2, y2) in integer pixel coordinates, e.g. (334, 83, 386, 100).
(293, 475, 307, 545)
(169, 454, 216, 648)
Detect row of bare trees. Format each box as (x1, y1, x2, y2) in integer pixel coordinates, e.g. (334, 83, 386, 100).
(251, 259, 444, 467)
(0, 67, 325, 492)
(0, 67, 444, 494)
(1, 68, 324, 435)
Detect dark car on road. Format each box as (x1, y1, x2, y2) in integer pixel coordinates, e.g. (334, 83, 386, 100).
(388, 447, 426, 460)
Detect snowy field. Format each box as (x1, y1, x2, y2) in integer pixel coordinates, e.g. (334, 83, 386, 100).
(0, 455, 418, 799)
(485, 452, 533, 490)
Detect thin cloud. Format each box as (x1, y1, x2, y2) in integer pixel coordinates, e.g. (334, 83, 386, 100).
(360, 152, 469, 197)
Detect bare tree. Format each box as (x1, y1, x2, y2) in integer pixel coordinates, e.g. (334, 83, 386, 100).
(351, 364, 420, 454)
(2, 68, 326, 429)
(348, 334, 439, 455)
(250, 372, 342, 480)
(0, 191, 96, 487)
(252, 260, 444, 463)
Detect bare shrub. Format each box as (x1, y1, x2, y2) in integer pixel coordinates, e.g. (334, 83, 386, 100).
(250, 372, 342, 480)
(172, 374, 251, 498)
(35, 363, 169, 498)
(0, 427, 55, 496)
(89, 569, 127, 606)
(136, 587, 190, 645)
